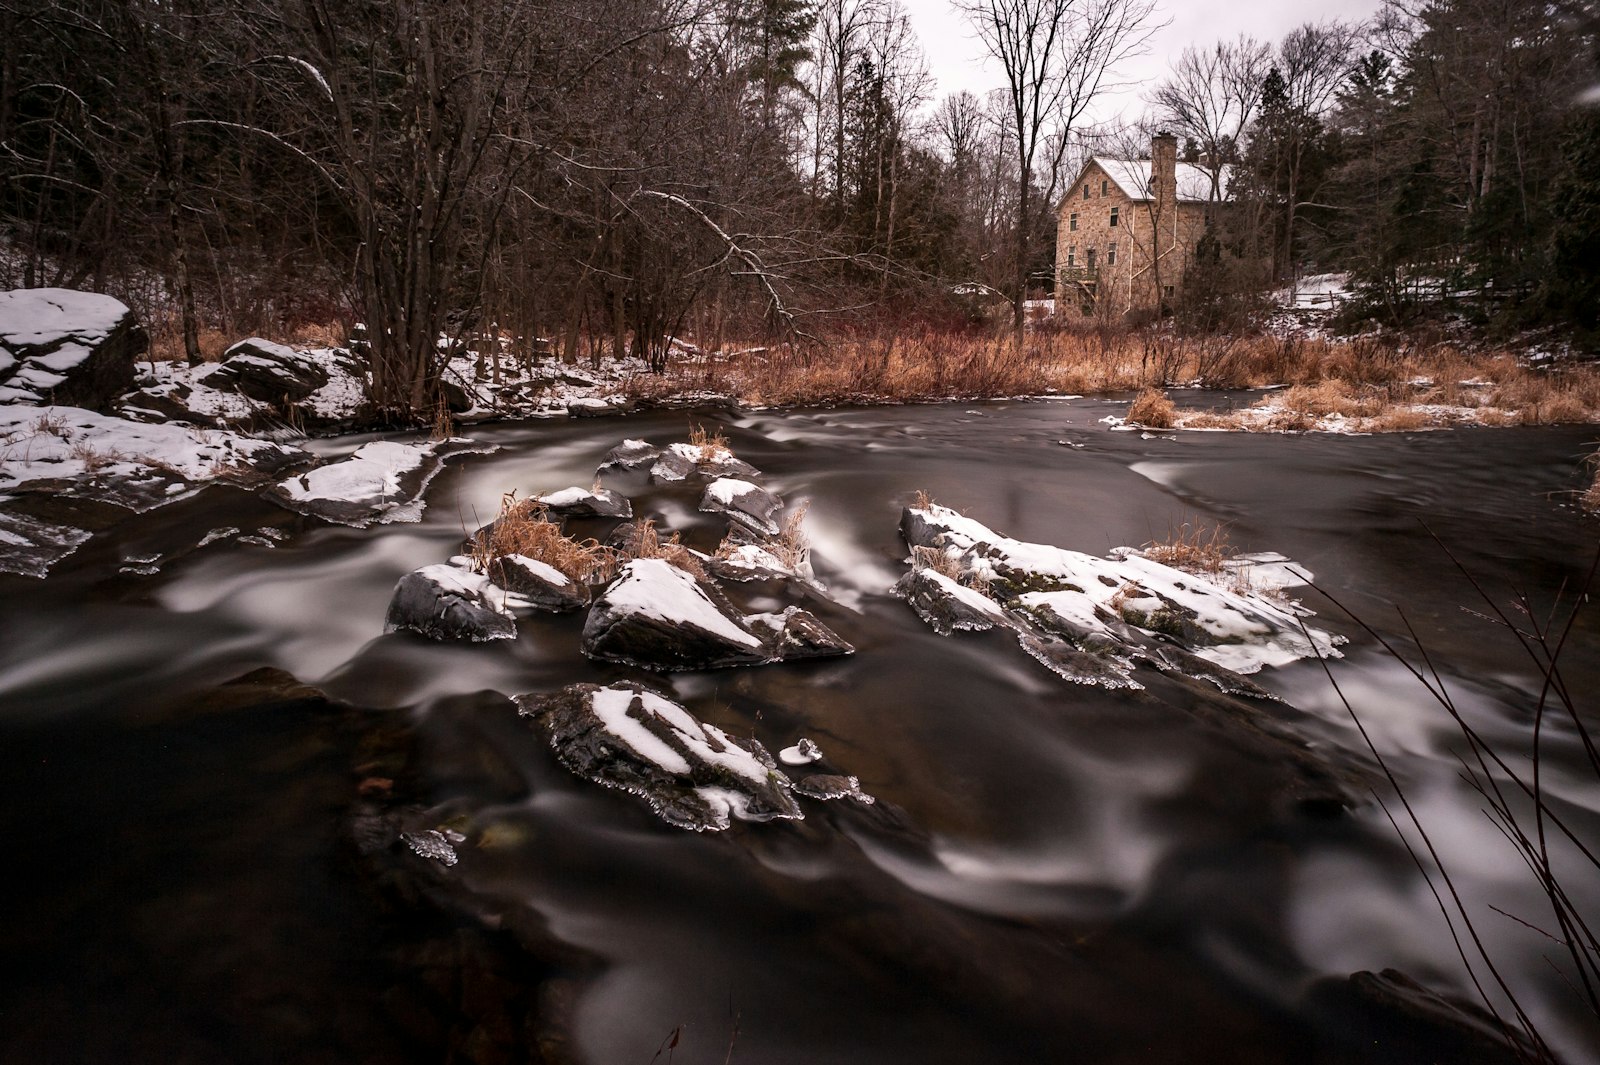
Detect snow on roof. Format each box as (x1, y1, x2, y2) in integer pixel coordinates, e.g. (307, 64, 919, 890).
(1087, 157, 1233, 204)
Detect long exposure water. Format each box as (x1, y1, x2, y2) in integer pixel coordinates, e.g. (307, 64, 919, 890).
(3, 398, 1598, 1064)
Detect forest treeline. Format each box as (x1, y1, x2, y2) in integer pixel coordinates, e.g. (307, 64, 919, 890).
(3, 0, 1598, 417)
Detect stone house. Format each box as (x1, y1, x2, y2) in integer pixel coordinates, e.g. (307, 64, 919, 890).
(1054, 132, 1238, 315)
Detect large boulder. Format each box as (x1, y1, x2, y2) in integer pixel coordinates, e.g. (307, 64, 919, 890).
(0, 288, 146, 411)
(582, 558, 771, 670)
(515, 681, 802, 831)
(266, 438, 494, 528)
(206, 337, 329, 403)
(384, 564, 517, 642)
(699, 477, 782, 536)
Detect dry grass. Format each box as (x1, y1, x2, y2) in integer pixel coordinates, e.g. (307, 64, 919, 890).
(1127, 388, 1176, 428)
(1584, 464, 1600, 513)
(769, 500, 810, 569)
(912, 488, 936, 510)
(68, 440, 123, 472)
(1141, 519, 1233, 576)
(687, 422, 730, 458)
(614, 518, 706, 579)
(615, 326, 1600, 431)
(466, 493, 616, 584)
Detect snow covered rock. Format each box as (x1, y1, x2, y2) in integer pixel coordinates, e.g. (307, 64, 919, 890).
(0, 288, 146, 411)
(649, 440, 760, 483)
(904, 502, 1340, 676)
(535, 485, 632, 519)
(745, 606, 854, 662)
(515, 681, 802, 831)
(597, 438, 659, 472)
(699, 477, 782, 536)
(702, 541, 813, 584)
(0, 505, 94, 579)
(206, 337, 329, 403)
(582, 558, 771, 670)
(266, 438, 493, 528)
(478, 553, 590, 613)
(384, 563, 517, 642)
(893, 566, 1011, 635)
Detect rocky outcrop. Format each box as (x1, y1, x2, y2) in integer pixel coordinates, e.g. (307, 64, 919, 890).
(582, 558, 772, 670)
(206, 337, 329, 404)
(266, 438, 495, 528)
(699, 477, 783, 536)
(582, 558, 852, 671)
(384, 564, 517, 642)
(515, 681, 802, 831)
(649, 441, 760, 483)
(0, 288, 146, 411)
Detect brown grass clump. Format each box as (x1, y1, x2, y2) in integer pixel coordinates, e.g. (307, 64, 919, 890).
(687, 422, 731, 459)
(1520, 391, 1592, 425)
(1176, 410, 1237, 429)
(614, 518, 706, 579)
(1127, 388, 1176, 428)
(1583, 463, 1600, 513)
(771, 500, 810, 569)
(1364, 408, 1435, 432)
(911, 488, 936, 510)
(68, 440, 122, 472)
(1141, 519, 1232, 575)
(467, 493, 616, 584)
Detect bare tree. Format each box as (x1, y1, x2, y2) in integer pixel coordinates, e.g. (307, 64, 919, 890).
(959, 0, 1158, 348)
(1149, 35, 1272, 200)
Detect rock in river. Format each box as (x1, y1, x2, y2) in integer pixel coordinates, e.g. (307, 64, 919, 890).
(582, 558, 771, 670)
(516, 681, 802, 831)
(384, 563, 517, 642)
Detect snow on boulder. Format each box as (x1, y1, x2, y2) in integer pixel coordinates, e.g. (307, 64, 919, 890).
(699, 477, 782, 536)
(206, 337, 330, 404)
(597, 438, 659, 472)
(535, 485, 632, 519)
(893, 566, 1011, 636)
(474, 553, 589, 613)
(384, 563, 518, 642)
(515, 681, 802, 831)
(649, 440, 760, 483)
(266, 438, 494, 528)
(702, 541, 813, 584)
(0, 288, 146, 411)
(745, 606, 854, 662)
(582, 558, 770, 670)
(903, 502, 1340, 677)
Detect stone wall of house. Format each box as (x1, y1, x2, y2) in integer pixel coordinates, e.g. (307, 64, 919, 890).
(1054, 154, 1218, 315)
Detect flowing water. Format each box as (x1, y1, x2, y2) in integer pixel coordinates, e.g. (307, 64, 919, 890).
(3, 398, 1599, 1065)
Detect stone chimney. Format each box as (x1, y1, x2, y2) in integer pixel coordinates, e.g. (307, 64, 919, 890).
(1151, 130, 1177, 219)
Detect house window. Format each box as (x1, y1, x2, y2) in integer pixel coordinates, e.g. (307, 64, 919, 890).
(1100, 179, 1108, 195)
(1086, 248, 1097, 271)
(1083, 184, 1090, 200)
(1109, 206, 1119, 227)
(1066, 246, 1076, 267)
(1107, 242, 1117, 266)
(1069, 212, 1077, 231)
(1163, 286, 1174, 299)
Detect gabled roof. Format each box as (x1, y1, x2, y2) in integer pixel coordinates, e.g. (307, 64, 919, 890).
(1082, 157, 1234, 204)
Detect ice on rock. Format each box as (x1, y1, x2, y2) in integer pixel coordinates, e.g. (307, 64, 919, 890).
(516, 682, 802, 832)
(779, 738, 823, 766)
(898, 502, 1341, 689)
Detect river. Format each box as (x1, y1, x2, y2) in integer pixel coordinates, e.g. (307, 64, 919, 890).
(3, 398, 1597, 1065)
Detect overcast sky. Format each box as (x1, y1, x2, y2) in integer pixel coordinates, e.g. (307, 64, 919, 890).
(903, 0, 1385, 124)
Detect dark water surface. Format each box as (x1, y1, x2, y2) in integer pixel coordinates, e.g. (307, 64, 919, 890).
(3, 399, 1599, 1065)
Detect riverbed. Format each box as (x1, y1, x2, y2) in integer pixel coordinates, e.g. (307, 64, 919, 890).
(3, 398, 1597, 1064)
